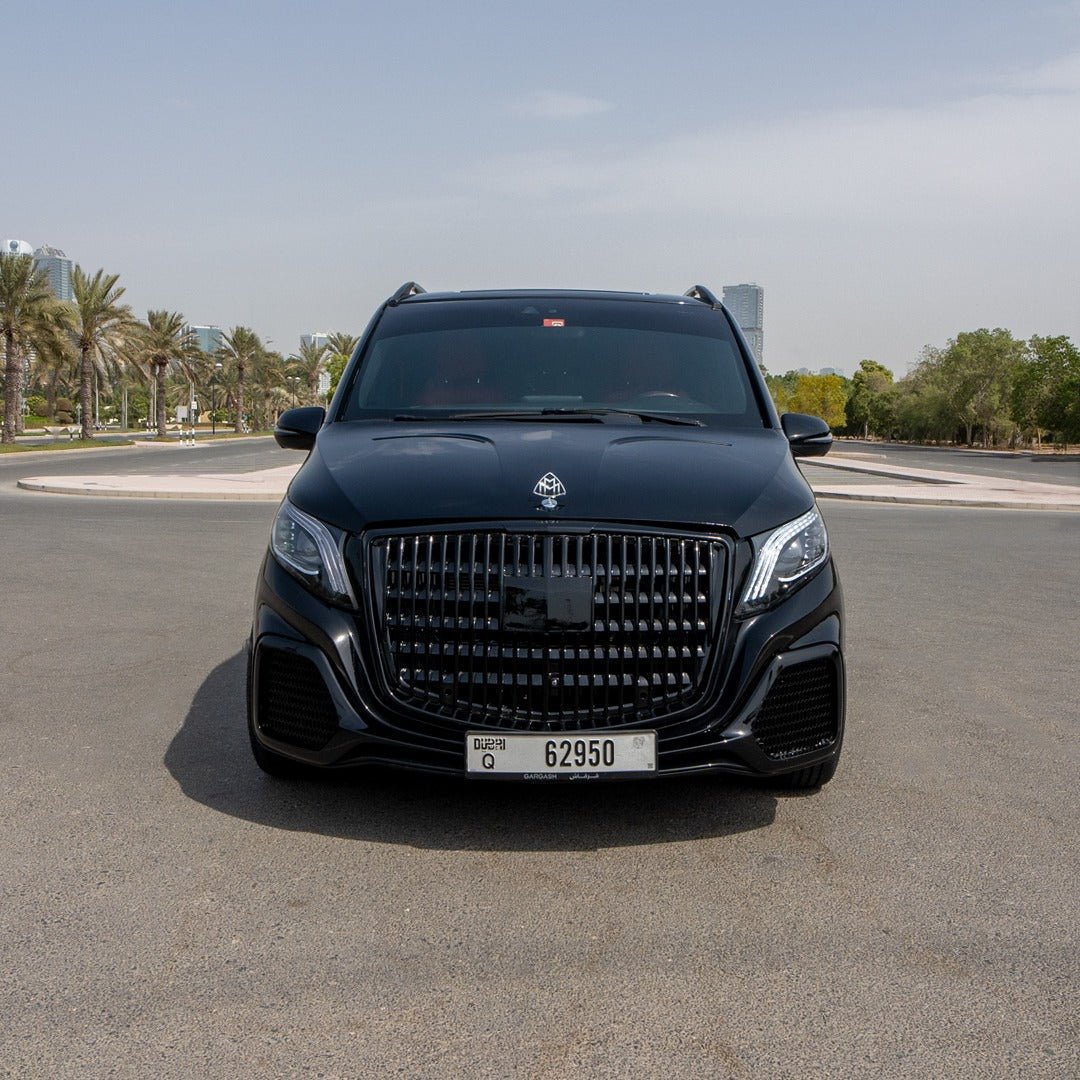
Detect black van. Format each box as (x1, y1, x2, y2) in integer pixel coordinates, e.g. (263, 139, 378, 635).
(249, 284, 844, 789)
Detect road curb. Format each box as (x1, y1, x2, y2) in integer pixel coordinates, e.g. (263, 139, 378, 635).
(4, 434, 274, 458)
(15, 478, 282, 500)
(816, 491, 1080, 511)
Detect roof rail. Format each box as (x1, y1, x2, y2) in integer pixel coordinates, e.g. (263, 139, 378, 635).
(387, 281, 427, 306)
(684, 285, 720, 307)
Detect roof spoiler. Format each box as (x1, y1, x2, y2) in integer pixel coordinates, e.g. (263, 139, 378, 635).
(684, 285, 720, 307)
(387, 281, 427, 306)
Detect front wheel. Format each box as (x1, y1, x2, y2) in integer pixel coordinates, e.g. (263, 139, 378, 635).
(248, 724, 309, 779)
(778, 755, 839, 791)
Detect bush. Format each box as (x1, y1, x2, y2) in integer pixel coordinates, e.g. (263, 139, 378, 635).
(25, 395, 48, 417)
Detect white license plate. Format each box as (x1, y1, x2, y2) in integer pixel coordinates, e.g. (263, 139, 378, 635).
(466, 731, 657, 777)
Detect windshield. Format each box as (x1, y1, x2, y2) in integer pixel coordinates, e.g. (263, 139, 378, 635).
(338, 297, 766, 426)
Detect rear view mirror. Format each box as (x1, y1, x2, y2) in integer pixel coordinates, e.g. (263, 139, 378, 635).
(274, 407, 325, 451)
(781, 413, 832, 457)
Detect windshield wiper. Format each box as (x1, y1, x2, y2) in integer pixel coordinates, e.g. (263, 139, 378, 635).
(599, 409, 703, 427)
(447, 408, 704, 427)
(448, 410, 602, 423)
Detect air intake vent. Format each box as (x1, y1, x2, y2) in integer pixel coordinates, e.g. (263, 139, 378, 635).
(256, 648, 339, 750)
(752, 658, 838, 759)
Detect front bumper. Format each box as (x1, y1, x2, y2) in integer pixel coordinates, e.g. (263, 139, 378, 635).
(247, 546, 845, 781)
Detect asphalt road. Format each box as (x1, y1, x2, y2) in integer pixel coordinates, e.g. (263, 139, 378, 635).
(0, 462, 1076, 1077)
(833, 439, 1080, 487)
(0, 437, 285, 480)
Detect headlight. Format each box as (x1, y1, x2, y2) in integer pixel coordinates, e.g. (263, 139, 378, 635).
(737, 507, 828, 615)
(270, 500, 354, 604)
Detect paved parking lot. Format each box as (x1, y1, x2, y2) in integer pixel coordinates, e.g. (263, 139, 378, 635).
(0, 454, 1076, 1078)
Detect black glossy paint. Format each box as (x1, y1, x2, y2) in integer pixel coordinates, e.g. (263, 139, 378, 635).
(274, 406, 325, 451)
(288, 421, 814, 538)
(251, 288, 844, 785)
(781, 412, 833, 457)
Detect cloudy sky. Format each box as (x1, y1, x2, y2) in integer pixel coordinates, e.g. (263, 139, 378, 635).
(7, 1, 1079, 375)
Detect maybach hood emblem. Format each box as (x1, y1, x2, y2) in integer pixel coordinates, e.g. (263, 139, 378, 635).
(533, 472, 566, 510)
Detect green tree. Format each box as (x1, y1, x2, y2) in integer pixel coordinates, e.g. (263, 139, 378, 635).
(216, 326, 264, 433)
(126, 387, 149, 427)
(938, 329, 1024, 447)
(764, 370, 800, 413)
(0, 254, 68, 442)
(248, 348, 287, 430)
(1014, 335, 1080, 447)
(30, 326, 77, 421)
(70, 267, 138, 440)
(138, 311, 200, 440)
(846, 359, 896, 438)
(891, 349, 954, 442)
(325, 331, 358, 394)
(789, 373, 849, 429)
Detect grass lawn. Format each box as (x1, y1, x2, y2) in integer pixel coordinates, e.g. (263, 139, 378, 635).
(0, 439, 136, 454)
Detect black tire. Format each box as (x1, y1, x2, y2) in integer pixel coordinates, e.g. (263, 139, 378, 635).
(248, 725, 309, 779)
(779, 755, 839, 791)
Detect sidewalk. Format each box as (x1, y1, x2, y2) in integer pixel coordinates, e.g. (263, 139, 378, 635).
(805, 456, 1080, 510)
(16, 455, 1080, 509)
(18, 464, 300, 501)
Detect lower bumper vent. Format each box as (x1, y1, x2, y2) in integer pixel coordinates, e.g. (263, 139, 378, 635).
(256, 648, 339, 750)
(752, 658, 838, 760)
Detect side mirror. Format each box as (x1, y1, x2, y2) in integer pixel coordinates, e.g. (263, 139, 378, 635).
(274, 406, 325, 451)
(781, 412, 832, 457)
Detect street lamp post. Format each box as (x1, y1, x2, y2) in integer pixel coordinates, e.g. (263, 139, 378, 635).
(210, 362, 222, 435)
(287, 376, 300, 408)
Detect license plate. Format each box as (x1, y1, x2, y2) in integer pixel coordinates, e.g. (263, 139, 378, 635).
(466, 731, 657, 777)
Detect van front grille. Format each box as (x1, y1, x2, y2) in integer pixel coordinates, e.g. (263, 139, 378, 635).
(366, 529, 727, 731)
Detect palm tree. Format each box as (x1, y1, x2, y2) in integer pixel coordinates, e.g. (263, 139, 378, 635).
(216, 326, 264, 433)
(249, 347, 286, 430)
(326, 331, 358, 395)
(288, 339, 329, 405)
(70, 267, 138, 440)
(139, 311, 200, 440)
(30, 322, 77, 422)
(0, 254, 66, 443)
(326, 331, 358, 360)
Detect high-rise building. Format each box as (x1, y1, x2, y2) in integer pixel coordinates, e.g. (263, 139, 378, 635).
(4, 239, 34, 257)
(301, 332, 330, 351)
(722, 283, 764, 365)
(32, 244, 73, 302)
(189, 325, 224, 354)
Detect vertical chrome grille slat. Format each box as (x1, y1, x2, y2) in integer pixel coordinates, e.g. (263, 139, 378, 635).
(373, 527, 726, 731)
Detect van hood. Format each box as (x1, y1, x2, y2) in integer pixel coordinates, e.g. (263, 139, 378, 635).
(287, 420, 814, 538)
